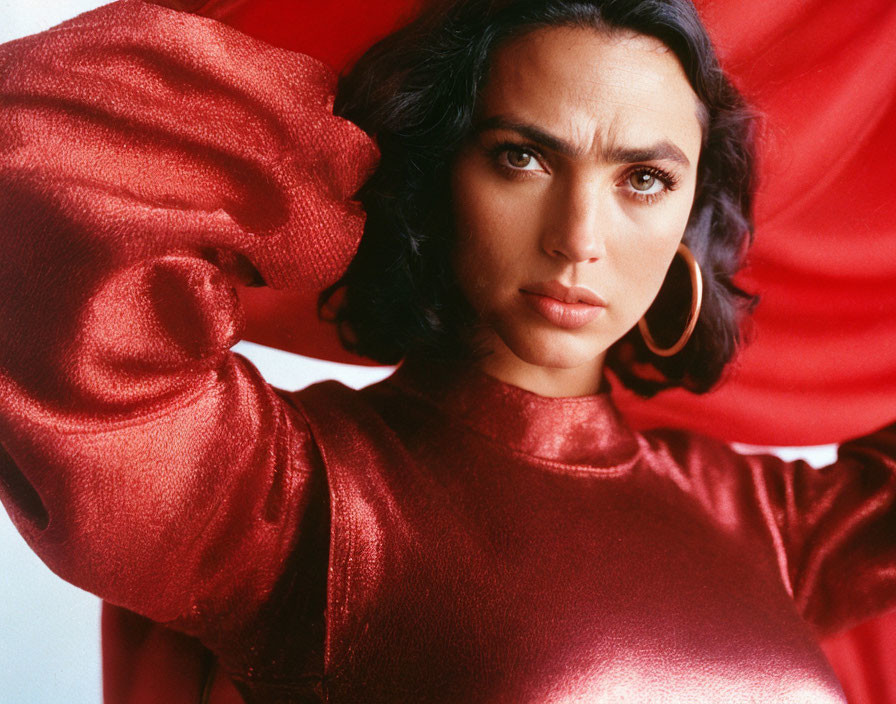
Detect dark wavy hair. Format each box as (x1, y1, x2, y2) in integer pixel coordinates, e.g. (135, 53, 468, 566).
(319, 0, 758, 396)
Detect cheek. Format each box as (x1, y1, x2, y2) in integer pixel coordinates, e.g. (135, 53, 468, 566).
(612, 197, 694, 316)
(451, 168, 535, 304)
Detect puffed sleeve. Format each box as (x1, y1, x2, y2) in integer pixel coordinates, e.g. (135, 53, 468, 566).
(645, 423, 896, 638)
(0, 0, 377, 657)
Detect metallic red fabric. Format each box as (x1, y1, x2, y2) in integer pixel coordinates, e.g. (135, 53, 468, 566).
(2, 1, 895, 702)
(292, 359, 896, 702)
(0, 1, 373, 700)
(196, 2, 896, 698)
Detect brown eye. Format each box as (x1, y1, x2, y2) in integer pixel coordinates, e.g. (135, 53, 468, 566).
(505, 149, 534, 169)
(629, 171, 656, 191)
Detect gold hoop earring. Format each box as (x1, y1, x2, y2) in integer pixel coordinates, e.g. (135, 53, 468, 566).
(637, 242, 703, 357)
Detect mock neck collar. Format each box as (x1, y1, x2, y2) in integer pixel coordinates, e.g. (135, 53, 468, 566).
(385, 356, 640, 469)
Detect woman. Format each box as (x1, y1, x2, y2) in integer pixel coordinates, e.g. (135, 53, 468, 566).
(0, 0, 893, 702)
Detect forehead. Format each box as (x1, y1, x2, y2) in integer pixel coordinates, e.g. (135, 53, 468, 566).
(479, 26, 703, 159)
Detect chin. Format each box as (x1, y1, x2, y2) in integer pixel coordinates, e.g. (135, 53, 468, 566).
(498, 323, 607, 370)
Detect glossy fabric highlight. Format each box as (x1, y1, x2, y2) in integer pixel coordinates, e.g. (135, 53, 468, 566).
(287, 358, 896, 702)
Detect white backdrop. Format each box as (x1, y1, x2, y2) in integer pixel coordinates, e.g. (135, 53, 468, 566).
(0, 3, 835, 703)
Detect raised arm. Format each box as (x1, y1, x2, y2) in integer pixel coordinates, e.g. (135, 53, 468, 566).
(645, 423, 896, 637)
(756, 427, 896, 636)
(0, 0, 376, 655)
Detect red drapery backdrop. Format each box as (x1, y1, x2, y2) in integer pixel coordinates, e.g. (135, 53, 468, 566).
(168, 1, 896, 700)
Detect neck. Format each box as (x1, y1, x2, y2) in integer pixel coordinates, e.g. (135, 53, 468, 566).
(472, 343, 608, 398)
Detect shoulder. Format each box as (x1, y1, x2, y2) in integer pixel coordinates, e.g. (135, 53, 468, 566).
(633, 424, 770, 507)
(638, 424, 751, 469)
(283, 373, 435, 441)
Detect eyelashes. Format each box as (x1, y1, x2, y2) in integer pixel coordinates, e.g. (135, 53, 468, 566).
(623, 165, 680, 203)
(484, 140, 682, 204)
(488, 142, 546, 173)
(486, 141, 548, 175)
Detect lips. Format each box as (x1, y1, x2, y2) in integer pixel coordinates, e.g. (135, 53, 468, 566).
(519, 281, 607, 330)
(520, 280, 607, 307)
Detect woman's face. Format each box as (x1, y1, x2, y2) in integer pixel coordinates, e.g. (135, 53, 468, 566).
(450, 26, 703, 396)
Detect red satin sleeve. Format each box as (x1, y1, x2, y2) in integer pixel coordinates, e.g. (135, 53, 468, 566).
(0, 0, 376, 660)
(644, 424, 896, 638)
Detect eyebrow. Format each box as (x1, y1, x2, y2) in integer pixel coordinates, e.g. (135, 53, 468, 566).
(472, 115, 691, 167)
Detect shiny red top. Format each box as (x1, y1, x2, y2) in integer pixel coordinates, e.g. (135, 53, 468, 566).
(1, 2, 896, 702)
(284, 358, 895, 703)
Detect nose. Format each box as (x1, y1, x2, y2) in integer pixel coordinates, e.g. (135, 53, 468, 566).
(540, 176, 607, 263)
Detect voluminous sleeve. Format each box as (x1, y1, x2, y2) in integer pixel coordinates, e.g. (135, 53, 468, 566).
(0, 0, 377, 655)
(645, 423, 896, 637)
